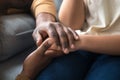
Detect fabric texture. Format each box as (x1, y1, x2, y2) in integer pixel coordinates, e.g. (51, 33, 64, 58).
(0, 47, 35, 80)
(32, 0, 120, 35)
(83, 0, 120, 35)
(31, 0, 57, 17)
(36, 50, 120, 80)
(37, 50, 96, 80)
(0, 14, 35, 61)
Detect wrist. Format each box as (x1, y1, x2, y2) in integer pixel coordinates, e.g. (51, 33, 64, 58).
(36, 12, 56, 26)
(75, 34, 89, 51)
(76, 34, 99, 52)
(20, 70, 33, 80)
(16, 73, 30, 80)
(22, 55, 53, 80)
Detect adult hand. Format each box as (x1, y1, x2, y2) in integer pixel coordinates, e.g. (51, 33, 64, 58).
(21, 38, 54, 80)
(45, 42, 64, 58)
(33, 13, 79, 54)
(45, 36, 81, 57)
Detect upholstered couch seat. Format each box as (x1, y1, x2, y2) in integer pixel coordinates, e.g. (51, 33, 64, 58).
(0, 14, 35, 80)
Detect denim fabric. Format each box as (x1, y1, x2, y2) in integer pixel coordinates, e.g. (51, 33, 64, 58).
(36, 51, 95, 80)
(36, 51, 120, 80)
(85, 55, 120, 80)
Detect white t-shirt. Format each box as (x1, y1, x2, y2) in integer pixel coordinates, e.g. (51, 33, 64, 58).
(79, 0, 120, 35)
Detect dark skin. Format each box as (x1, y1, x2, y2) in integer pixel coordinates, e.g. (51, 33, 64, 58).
(0, 0, 79, 54)
(21, 38, 54, 80)
(22, 37, 80, 80)
(33, 13, 79, 54)
(24, 13, 80, 79)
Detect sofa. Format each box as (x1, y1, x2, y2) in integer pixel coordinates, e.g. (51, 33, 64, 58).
(0, 14, 35, 80)
(0, 1, 62, 80)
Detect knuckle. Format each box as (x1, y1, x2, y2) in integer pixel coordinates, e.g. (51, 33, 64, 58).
(63, 41, 69, 48)
(43, 42, 50, 49)
(32, 32, 37, 40)
(57, 22, 62, 26)
(60, 32, 66, 38)
(56, 23, 63, 29)
(67, 29, 72, 34)
(56, 22, 61, 26)
(48, 22, 55, 28)
(51, 31, 57, 37)
(32, 31, 38, 37)
(32, 29, 36, 35)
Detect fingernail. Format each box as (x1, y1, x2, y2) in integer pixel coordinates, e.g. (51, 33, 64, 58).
(71, 44, 75, 49)
(75, 36, 79, 40)
(64, 48, 69, 54)
(48, 40, 53, 45)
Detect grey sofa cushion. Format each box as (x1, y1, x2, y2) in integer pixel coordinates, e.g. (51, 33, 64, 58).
(0, 47, 35, 80)
(0, 14, 35, 61)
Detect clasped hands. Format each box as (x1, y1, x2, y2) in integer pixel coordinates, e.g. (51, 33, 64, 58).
(33, 21, 80, 57)
(21, 14, 80, 80)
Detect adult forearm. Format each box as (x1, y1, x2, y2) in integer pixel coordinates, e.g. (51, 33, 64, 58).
(32, 0, 56, 17)
(76, 35, 120, 55)
(16, 38, 54, 80)
(36, 13, 56, 26)
(21, 57, 52, 80)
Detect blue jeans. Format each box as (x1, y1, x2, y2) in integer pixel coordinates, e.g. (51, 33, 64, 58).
(36, 50, 120, 80)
